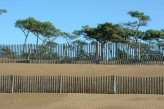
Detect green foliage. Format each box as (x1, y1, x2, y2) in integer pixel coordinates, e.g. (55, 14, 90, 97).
(15, 17, 61, 46)
(0, 9, 7, 15)
(117, 49, 128, 60)
(60, 32, 77, 44)
(46, 41, 58, 47)
(74, 47, 96, 61)
(126, 10, 151, 43)
(40, 22, 60, 38)
(140, 44, 164, 61)
(111, 48, 128, 61)
(0, 46, 16, 58)
(127, 10, 151, 27)
(75, 23, 129, 43)
(15, 17, 36, 31)
(15, 17, 38, 52)
(11, 10, 164, 63)
(72, 40, 86, 45)
(143, 29, 164, 40)
(28, 45, 60, 60)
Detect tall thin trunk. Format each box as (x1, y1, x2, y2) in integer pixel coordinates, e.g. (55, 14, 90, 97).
(134, 25, 140, 60)
(36, 34, 39, 47)
(63, 44, 67, 61)
(22, 30, 29, 53)
(138, 43, 141, 60)
(115, 43, 118, 60)
(36, 33, 40, 53)
(127, 44, 130, 60)
(157, 40, 161, 50)
(101, 43, 105, 61)
(96, 42, 100, 64)
(134, 25, 140, 43)
(23, 35, 28, 53)
(35, 33, 39, 59)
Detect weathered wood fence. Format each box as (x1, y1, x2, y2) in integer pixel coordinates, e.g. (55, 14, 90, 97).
(0, 75, 163, 94)
(0, 43, 164, 65)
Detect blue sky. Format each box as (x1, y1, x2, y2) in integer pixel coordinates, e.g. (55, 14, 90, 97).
(0, 0, 164, 44)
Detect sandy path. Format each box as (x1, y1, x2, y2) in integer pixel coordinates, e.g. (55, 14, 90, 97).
(0, 93, 163, 109)
(0, 64, 164, 77)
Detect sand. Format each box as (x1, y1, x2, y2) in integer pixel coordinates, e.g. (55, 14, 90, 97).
(0, 94, 164, 109)
(0, 64, 164, 109)
(0, 64, 164, 77)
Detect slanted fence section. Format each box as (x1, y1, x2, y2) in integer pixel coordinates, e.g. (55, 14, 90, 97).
(0, 43, 164, 65)
(0, 75, 163, 94)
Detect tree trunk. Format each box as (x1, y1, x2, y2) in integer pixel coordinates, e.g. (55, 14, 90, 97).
(157, 40, 161, 51)
(138, 43, 141, 60)
(101, 43, 105, 61)
(63, 44, 67, 62)
(35, 34, 39, 59)
(127, 44, 130, 61)
(135, 25, 140, 43)
(36, 34, 39, 47)
(96, 42, 100, 64)
(23, 35, 28, 53)
(22, 30, 29, 53)
(115, 43, 118, 60)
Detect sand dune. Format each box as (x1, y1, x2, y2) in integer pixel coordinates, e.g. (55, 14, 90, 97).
(0, 64, 164, 109)
(0, 64, 164, 77)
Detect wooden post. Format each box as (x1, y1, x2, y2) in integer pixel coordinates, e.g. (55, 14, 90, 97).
(10, 75, 14, 93)
(63, 44, 67, 63)
(59, 75, 62, 93)
(28, 44, 32, 63)
(96, 42, 100, 64)
(111, 75, 116, 94)
(138, 43, 141, 64)
(127, 44, 130, 64)
(113, 75, 116, 94)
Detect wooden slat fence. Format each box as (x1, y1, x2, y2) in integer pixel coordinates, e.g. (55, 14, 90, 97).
(0, 75, 163, 94)
(0, 43, 164, 65)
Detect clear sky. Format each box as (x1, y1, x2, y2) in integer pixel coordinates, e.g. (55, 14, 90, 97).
(0, 0, 164, 44)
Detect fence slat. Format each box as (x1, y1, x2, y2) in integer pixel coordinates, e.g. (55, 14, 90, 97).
(0, 44, 164, 65)
(0, 75, 163, 94)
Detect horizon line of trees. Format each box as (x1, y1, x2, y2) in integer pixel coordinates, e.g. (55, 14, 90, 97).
(1, 9, 164, 62)
(16, 10, 164, 46)
(1, 8, 164, 46)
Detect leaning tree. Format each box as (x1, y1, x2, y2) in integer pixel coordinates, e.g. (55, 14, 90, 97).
(15, 17, 62, 49)
(123, 10, 151, 60)
(15, 17, 36, 52)
(125, 10, 151, 43)
(39, 21, 61, 45)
